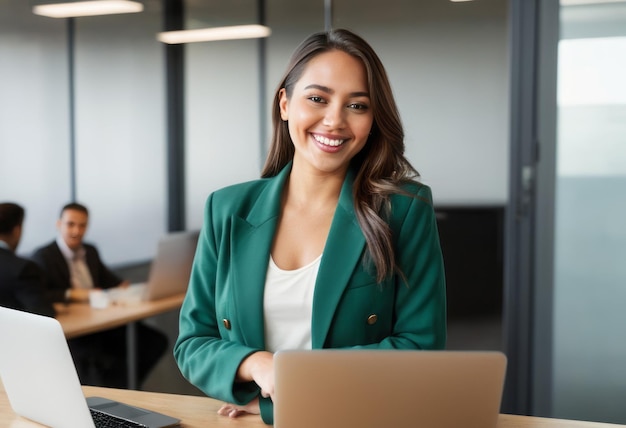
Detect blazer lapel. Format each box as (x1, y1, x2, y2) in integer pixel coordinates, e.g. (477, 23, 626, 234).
(229, 166, 290, 349)
(312, 169, 366, 348)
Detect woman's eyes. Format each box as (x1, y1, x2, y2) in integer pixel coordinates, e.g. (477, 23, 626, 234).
(348, 103, 369, 111)
(307, 96, 369, 111)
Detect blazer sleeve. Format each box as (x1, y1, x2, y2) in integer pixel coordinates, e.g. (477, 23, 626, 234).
(174, 193, 262, 408)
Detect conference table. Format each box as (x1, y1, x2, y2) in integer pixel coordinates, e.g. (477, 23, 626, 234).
(1, 380, 625, 428)
(54, 292, 185, 389)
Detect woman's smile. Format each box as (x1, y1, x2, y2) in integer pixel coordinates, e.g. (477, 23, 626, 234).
(312, 133, 346, 147)
(311, 132, 350, 154)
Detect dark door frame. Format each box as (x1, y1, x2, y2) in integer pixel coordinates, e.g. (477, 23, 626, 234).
(504, 0, 559, 417)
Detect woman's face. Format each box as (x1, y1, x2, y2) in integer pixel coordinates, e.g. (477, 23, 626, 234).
(279, 49, 374, 177)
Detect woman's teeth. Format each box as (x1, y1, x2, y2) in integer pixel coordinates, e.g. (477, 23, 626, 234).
(313, 134, 345, 147)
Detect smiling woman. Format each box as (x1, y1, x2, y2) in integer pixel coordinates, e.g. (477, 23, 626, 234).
(173, 28, 447, 426)
(278, 50, 373, 178)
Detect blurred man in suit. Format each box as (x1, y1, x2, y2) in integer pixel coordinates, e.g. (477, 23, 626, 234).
(32, 202, 130, 302)
(32, 202, 167, 388)
(0, 202, 55, 317)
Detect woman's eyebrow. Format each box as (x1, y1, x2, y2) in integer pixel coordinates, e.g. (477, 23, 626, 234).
(304, 84, 333, 94)
(304, 84, 369, 98)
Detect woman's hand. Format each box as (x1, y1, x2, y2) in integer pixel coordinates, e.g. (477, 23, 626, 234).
(217, 397, 260, 418)
(237, 351, 275, 401)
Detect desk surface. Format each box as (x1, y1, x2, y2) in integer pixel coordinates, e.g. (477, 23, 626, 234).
(1, 381, 624, 428)
(55, 293, 185, 339)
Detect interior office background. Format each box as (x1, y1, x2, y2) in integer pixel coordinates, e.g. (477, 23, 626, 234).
(0, 0, 624, 425)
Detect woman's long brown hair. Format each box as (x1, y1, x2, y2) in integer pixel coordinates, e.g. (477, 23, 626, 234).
(262, 29, 419, 283)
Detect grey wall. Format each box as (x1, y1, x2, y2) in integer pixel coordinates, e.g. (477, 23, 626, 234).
(74, 4, 167, 264)
(0, 0, 71, 256)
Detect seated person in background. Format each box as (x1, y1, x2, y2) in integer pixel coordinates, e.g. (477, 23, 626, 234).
(0, 202, 55, 317)
(31, 202, 168, 388)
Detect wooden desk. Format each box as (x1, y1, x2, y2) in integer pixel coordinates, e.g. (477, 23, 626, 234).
(1, 380, 625, 428)
(54, 293, 185, 339)
(54, 293, 185, 389)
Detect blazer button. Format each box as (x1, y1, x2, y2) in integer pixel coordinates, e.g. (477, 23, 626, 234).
(367, 314, 378, 325)
(222, 319, 231, 330)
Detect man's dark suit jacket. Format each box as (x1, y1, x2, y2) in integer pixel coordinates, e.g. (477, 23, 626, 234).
(0, 247, 56, 317)
(31, 241, 122, 303)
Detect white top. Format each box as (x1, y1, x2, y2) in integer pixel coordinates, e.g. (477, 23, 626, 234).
(263, 254, 321, 353)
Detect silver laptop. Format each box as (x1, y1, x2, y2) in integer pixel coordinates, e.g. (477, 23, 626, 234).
(0, 306, 180, 428)
(117, 230, 199, 303)
(274, 349, 507, 428)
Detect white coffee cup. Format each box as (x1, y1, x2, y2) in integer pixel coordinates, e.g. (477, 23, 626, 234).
(89, 289, 110, 309)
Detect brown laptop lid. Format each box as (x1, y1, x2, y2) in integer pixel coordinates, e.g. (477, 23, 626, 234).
(274, 350, 507, 428)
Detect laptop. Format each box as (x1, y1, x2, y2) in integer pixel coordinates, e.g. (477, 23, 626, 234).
(111, 230, 199, 304)
(274, 349, 507, 428)
(0, 306, 181, 428)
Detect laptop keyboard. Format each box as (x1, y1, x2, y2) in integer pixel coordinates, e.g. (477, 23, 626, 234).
(90, 408, 149, 428)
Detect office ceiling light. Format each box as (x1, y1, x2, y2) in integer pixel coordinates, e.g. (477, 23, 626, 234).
(33, 1, 143, 18)
(157, 24, 271, 44)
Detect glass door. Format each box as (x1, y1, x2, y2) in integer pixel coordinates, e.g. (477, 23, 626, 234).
(549, 0, 626, 423)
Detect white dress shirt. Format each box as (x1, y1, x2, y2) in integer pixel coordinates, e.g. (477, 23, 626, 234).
(56, 236, 94, 289)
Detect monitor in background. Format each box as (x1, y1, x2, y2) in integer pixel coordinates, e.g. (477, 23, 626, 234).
(141, 230, 199, 301)
(110, 230, 199, 305)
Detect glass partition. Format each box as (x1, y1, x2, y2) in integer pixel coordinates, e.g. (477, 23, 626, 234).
(551, 2, 626, 423)
(73, 9, 167, 265)
(184, 0, 263, 229)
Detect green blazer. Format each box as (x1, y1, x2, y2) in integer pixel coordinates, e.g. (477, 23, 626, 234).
(174, 164, 447, 424)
